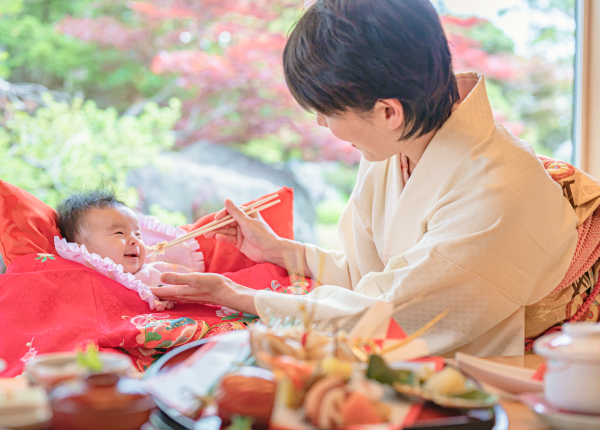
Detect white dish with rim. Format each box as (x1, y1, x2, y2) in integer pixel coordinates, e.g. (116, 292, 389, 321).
(25, 352, 132, 389)
(455, 352, 543, 394)
(520, 392, 600, 430)
(0, 379, 52, 430)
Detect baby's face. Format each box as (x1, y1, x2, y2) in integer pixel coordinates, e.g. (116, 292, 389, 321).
(78, 206, 146, 274)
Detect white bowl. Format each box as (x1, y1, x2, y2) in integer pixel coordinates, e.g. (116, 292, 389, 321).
(534, 322, 600, 414)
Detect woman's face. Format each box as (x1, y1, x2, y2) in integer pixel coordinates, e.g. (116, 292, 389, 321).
(316, 100, 406, 162)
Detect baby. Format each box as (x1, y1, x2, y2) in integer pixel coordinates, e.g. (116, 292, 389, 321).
(57, 189, 193, 286)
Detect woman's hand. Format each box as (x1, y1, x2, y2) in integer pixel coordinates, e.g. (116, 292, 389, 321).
(205, 199, 283, 264)
(150, 272, 258, 315)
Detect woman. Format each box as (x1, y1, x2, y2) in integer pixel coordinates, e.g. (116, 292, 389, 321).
(151, 0, 578, 356)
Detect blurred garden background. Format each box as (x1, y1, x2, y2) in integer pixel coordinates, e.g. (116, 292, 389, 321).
(0, 0, 576, 272)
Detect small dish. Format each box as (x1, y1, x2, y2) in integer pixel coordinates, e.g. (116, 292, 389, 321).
(393, 380, 498, 409)
(49, 373, 154, 430)
(534, 322, 600, 414)
(0, 379, 52, 430)
(520, 392, 600, 430)
(455, 352, 543, 394)
(367, 355, 498, 409)
(26, 352, 132, 389)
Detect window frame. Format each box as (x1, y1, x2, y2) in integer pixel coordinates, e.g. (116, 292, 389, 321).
(574, 0, 600, 175)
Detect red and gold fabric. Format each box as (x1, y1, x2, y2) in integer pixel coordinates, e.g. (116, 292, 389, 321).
(0, 254, 310, 376)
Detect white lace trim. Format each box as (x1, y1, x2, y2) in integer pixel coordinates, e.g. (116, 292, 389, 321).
(54, 237, 173, 311)
(138, 214, 187, 239)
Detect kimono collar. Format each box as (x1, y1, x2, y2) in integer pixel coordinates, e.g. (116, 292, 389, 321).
(385, 73, 496, 258)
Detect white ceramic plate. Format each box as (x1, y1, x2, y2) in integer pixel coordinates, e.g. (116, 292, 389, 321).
(0, 406, 52, 430)
(520, 392, 600, 430)
(455, 352, 543, 395)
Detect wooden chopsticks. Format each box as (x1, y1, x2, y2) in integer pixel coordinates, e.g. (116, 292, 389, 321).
(147, 193, 280, 254)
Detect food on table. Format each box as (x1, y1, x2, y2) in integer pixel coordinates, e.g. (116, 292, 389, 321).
(215, 372, 277, 426)
(147, 326, 499, 429)
(340, 392, 386, 426)
(26, 348, 131, 389)
(320, 357, 353, 380)
(0, 378, 51, 430)
(49, 373, 154, 430)
(304, 375, 345, 424)
(75, 343, 103, 372)
(422, 366, 468, 395)
(303, 367, 393, 428)
(250, 322, 334, 363)
(366, 354, 498, 409)
(264, 354, 319, 409)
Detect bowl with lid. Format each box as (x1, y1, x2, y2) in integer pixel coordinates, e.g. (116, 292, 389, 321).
(49, 373, 154, 430)
(533, 322, 600, 414)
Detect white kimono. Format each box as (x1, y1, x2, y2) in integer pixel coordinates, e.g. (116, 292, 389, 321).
(255, 72, 579, 357)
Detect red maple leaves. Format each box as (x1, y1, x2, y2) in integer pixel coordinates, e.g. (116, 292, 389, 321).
(57, 1, 522, 162)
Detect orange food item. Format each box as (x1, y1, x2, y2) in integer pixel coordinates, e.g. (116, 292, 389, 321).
(260, 353, 315, 389)
(214, 374, 277, 425)
(340, 392, 383, 426)
(304, 376, 345, 425)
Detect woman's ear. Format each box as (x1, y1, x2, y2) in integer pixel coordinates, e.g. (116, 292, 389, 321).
(374, 99, 404, 131)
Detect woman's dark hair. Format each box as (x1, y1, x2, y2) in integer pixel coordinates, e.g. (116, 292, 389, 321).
(57, 188, 126, 243)
(283, 0, 459, 140)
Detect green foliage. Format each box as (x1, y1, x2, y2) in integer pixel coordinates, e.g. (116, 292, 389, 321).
(0, 0, 90, 86)
(463, 20, 515, 54)
(484, 80, 513, 115)
(323, 164, 359, 197)
(149, 204, 189, 226)
(444, 0, 576, 159)
(239, 136, 286, 164)
(0, 95, 181, 208)
(226, 416, 253, 430)
(316, 197, 348, 225)
(0, 0, 169, 110)
(0, 51, 9, 78)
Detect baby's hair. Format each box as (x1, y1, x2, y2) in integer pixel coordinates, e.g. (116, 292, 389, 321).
(57, 188, 126, 243)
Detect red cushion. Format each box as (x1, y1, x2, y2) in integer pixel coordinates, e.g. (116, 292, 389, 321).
(181, 187, 294, 274)
(0, 180, 61, 264)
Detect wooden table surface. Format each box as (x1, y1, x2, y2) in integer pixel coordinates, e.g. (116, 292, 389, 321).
(483, 355, 549, 430)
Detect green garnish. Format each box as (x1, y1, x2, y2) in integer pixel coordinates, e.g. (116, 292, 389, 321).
(451, 390, 491, 400)
(226, 416, 253, 430)
(366, 354, 412, 385)
(76, 343, 103, 372)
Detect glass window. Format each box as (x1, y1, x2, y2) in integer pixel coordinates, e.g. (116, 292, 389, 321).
(436, 0, 577, 162)
(0, 0, 579, 258)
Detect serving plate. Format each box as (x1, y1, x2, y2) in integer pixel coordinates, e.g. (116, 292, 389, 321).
(455, 353, 543, 395)
(145, 334, 507, 430)
(520, 392, 600, 430)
